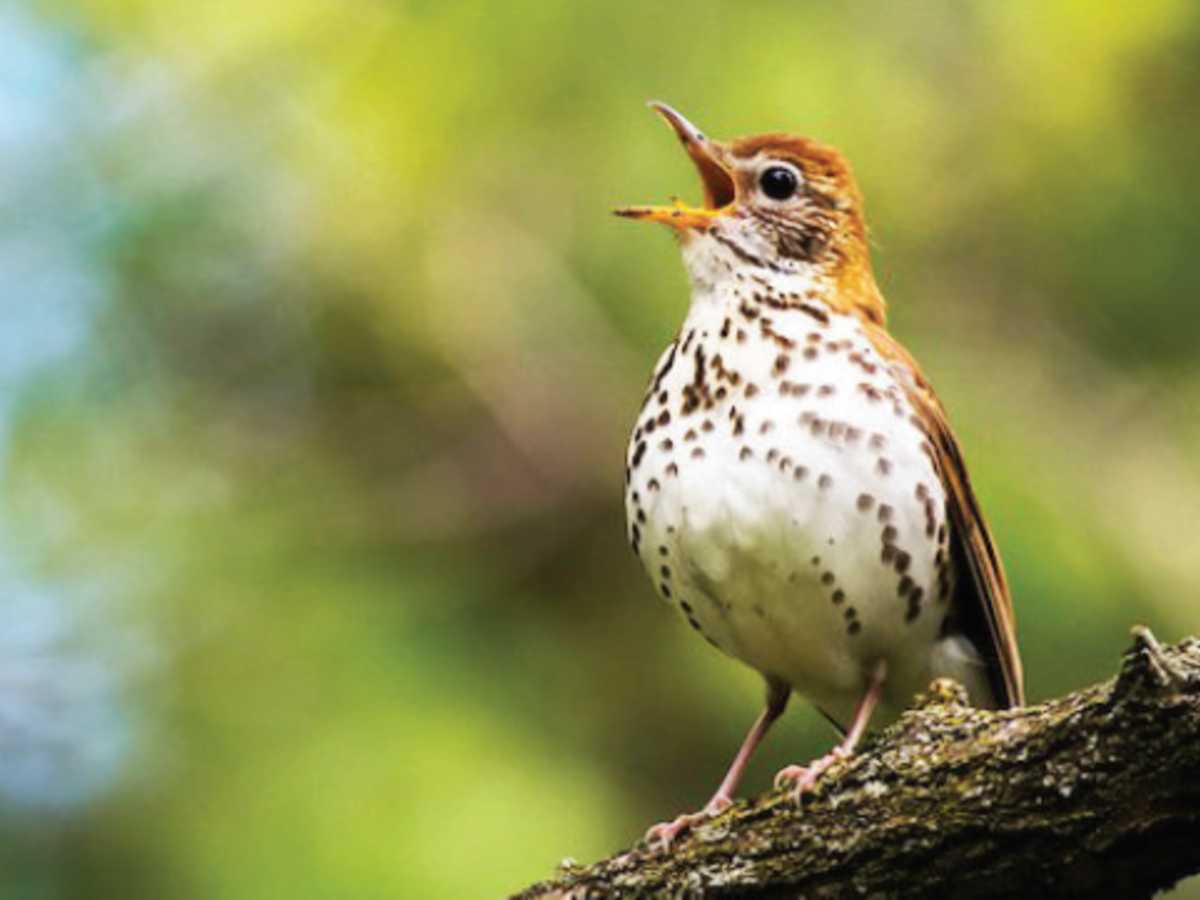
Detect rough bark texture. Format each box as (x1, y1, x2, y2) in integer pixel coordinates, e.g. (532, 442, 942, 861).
(514, 629, 1200, 900)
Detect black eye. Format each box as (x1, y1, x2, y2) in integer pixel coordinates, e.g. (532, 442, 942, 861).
(759, 166, 798, 201)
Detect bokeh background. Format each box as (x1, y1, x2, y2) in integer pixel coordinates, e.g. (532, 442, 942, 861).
(2, 1, 1198, 897)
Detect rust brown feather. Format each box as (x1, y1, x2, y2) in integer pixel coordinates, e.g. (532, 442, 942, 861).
(864, 324, 1025, 708)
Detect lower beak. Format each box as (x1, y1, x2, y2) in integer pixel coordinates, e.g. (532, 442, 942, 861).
(615, 102, 736, 230)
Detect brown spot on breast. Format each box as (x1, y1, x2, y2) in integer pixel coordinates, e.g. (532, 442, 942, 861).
(760, 319, 796, 349)
(691, 447, 705, 459)
(666, 462, 679, 477)
(798, 303, 830, 325)
(632, 441, 647, 467)
(738, 300, 760, 320)
(759, 420, 774, 435)
(877, 503, 894, 523)
(659, 438, 673, 451)
(876, 457, 892, 476)
(739, 446, 753, 461)
(856, 493, 875, 512)
(857, 383, 882, 402)
(937, 570, 951, 601)
(832, 589, 845, 604)
(821, 571, 836, 585)
(652, 344, 677, 393)
(818, 473, 834, 490)
(773, 354, 791, 375)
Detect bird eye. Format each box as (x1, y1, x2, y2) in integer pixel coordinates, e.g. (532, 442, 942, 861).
(759, 166, 799, 201)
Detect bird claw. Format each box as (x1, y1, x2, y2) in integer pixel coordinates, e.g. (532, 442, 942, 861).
(773, 748, 849, 803)
(773, 764, 813, 791)
(644, 795, 732, 852)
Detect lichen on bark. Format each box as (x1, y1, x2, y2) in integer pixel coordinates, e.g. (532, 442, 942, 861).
(514, 629, 1200, 900)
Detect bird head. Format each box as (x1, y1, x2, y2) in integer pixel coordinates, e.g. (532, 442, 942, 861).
(617, 102, 883, 322)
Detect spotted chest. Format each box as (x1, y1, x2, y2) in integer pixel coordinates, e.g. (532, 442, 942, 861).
(624, 286, 958, 723)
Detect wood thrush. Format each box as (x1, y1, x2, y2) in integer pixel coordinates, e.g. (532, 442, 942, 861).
(617, 103, 1024, 849)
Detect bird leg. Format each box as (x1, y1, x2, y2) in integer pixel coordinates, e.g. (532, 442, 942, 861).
(774, 659, 888, 803)
(645, 679, 790, 851)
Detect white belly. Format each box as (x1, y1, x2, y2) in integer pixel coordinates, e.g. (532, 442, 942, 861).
(626, 301, 959, 725)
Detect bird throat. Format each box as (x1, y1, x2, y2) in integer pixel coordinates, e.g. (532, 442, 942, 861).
(680, 228, 841, 321)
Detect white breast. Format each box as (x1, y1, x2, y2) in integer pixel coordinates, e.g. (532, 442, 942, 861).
(625, 268, 957, 724)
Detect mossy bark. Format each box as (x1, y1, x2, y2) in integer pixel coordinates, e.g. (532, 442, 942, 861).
(514, 629, 1200, 899)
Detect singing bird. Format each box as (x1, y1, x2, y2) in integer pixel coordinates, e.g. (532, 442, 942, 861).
(617, 103, 1024, 848)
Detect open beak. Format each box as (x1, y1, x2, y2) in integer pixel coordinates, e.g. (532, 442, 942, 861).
(615, 101, 737, 230)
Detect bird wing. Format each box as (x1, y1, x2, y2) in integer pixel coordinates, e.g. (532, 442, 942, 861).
(865, 324, 1025, 708)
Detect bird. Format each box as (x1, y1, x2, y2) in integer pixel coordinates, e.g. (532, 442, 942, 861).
(616, 102, 1024, 850)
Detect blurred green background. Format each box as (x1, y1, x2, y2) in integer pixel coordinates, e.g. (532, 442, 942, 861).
(2, 1, 1198, 897)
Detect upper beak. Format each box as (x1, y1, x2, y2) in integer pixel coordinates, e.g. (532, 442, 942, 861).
(615, 101, 737, 230)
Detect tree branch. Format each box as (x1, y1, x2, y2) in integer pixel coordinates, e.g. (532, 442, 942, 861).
(514, 629, 1200, 899)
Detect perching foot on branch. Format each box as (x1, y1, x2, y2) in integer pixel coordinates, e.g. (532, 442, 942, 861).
(515, 629, 1200, 900)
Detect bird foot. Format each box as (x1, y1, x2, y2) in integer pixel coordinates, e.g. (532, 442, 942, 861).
(643, 794, 732, 852)
(773, 748, 849, 803)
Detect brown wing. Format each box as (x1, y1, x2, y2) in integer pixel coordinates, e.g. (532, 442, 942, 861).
(865, 325, 1025, 708)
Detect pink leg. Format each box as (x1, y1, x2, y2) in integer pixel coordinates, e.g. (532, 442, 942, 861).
(774, 660, 888, 802)
(645, 680, 790, 851)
